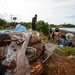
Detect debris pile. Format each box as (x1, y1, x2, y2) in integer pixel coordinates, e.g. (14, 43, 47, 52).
(0, 30, 46, 75)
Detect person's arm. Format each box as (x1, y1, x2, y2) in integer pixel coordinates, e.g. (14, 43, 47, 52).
(35, 17, 37, 23)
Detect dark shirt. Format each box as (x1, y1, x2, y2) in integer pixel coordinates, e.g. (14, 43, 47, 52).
(32, 17, 37, 24)
(32, 16, 37, 31)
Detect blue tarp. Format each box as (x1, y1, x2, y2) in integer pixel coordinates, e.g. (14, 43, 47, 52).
(0, 30, 12, 34)
(0, 24, 27, 34)
(58, 44, 64, 48)
(14, 24, 27, 32)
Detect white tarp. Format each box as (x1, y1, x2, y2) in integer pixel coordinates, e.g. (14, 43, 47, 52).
(66, 33, 74, 41)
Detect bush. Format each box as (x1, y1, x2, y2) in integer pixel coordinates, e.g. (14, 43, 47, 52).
(0, 18, 9, 29)
(55, 48, 63, 54)
(63, 46, 75, 56)
(37, 20, 49, 36)
(55, 46, 75, 56)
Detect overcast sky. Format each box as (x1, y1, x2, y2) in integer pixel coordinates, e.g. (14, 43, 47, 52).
(0, 0, 75, 25)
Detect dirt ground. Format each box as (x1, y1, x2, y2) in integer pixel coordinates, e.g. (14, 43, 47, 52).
(39, 31, 75, 75)
(41, 52, 75, 75)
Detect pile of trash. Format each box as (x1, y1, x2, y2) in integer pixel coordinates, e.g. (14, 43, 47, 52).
(0, 24, 46, 75)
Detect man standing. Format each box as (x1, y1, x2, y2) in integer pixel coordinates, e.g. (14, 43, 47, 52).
(32, 14, 37, 31)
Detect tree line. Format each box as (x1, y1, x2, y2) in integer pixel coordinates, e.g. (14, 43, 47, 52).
(0, 18, 75, 35)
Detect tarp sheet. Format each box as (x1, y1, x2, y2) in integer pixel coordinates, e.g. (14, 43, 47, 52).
(14, 24, 27, 32)
(0, 32, 32, 75)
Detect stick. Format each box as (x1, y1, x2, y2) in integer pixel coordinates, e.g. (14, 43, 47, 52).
(43, 52, 53, 63)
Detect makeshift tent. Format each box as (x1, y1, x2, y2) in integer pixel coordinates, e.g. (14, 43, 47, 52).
(14, 24, 27, 32)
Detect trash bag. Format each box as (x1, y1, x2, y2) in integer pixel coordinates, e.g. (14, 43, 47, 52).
(65, 40, 72, 46)
(5, 45, 16, 62)
(29, 31, 40, 45)
(0, 63, 7, 75)
(66, 33, 74, 41)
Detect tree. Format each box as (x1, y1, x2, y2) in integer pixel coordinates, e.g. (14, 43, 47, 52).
(0, 18, 9, 29)
(37, 20, 49, 35)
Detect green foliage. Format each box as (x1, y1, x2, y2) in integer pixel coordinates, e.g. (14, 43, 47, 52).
(55, 48, 63, 54)
(37, 20, 49, 36)
(63, 46, 75, 56)
(27, 23, 32, 28)
(55, 46, 75, 56)
(22, 22, 32, 28)
(0, 18, 9, 29)
(43, 39, 49, 43)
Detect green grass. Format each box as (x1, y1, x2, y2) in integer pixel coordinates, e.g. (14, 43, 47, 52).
(55, 46, 75, 56)
(55, 48, 63, 54)
(63, 46, 75, 56)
